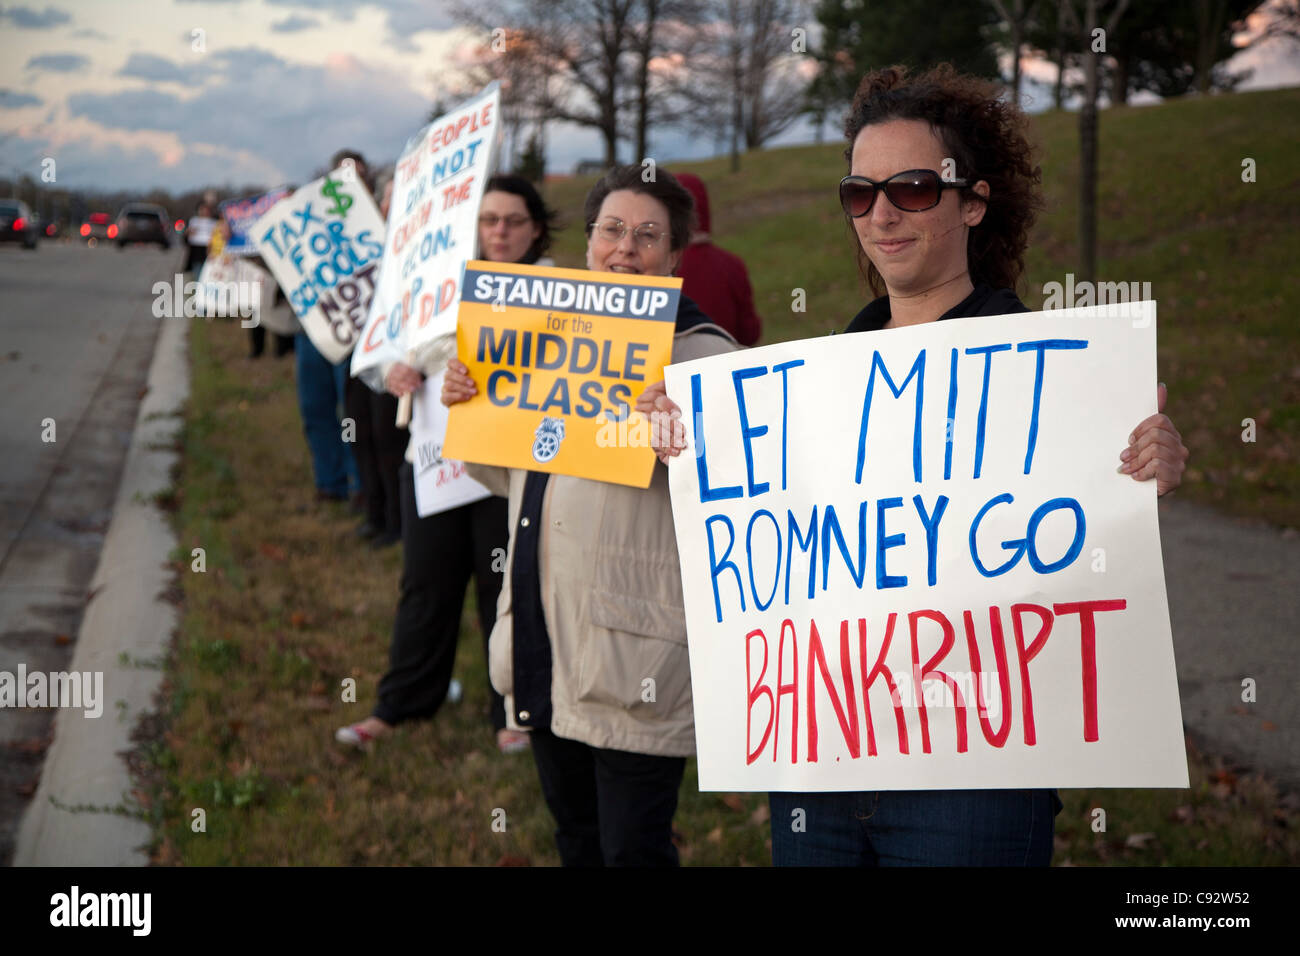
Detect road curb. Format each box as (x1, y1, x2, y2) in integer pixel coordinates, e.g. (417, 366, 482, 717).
(14, 315, 189, 865)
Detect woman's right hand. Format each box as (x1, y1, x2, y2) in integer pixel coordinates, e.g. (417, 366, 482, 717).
(384, 361, 423, 398)
(636, 380, 687, 465)
(442, 359, 478, 406)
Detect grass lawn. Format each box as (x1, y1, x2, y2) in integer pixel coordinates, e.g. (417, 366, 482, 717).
(143, 307, 1298, 865)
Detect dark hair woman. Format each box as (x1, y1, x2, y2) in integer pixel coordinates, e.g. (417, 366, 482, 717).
(641, 64, 1188, 866)
(337, 175, 560, 756)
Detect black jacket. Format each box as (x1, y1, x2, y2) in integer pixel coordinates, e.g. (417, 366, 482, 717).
(845, 284, 1029, 334)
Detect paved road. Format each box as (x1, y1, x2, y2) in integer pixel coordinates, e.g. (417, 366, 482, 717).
(1159, 498, 1299, 790)
(0, 240, 175, 863)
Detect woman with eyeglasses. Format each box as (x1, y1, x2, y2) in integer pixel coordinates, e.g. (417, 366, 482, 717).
(337, 175, 555, 756)
(441, 166, 740, 865)
(640, 64, 1189, 866)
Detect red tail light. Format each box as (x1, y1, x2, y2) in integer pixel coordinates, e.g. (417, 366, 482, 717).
(107, 224, 118, 238)
(12, 217, 24, 230)
(81, 224, 91, 236)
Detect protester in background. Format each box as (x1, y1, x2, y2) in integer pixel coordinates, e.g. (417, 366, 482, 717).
(247, 250, 297, 359)
(293, 148, 368, 504)
(337, 174, 557, 755)
(183, 199, 217, 276)
(345, 164, 406, 548)
(672, 172, 762, 346)
(441, 167, 740, 865)
(641, 63, 1189, 867)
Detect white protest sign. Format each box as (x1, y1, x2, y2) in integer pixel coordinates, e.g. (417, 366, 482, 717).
(411, 370, 492, 517)
(195, 251, 270, 326)
(665, 302, 1187, 792)
(351, 84, 500, 379)
(254, 167, 386, 364)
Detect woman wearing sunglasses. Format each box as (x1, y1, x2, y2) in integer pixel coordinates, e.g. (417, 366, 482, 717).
(640, 64, 1188, 866)
(441, 166, 740, 865)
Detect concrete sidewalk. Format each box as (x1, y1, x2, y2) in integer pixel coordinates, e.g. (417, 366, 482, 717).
(1159, 497, 1299, 791)
(13, 316, 188, 866)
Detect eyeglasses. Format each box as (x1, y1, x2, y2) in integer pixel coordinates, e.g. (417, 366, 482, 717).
(838, 169, 970, 218)
(587, 217, 667, 249)
(479, 213, 532, 229)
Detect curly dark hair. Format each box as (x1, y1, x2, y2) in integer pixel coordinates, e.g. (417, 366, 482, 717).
(844, 64, 1043, 297)
(484, 174, 558, 264)
(582, 164, 694, 252)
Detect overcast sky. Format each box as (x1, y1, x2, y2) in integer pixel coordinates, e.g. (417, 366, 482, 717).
(2, 0, 1298, 195)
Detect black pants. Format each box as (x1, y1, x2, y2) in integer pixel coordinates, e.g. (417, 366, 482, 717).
(373, 464, 508, 730)
(347, 377, 407, 536)
(183, 242, 207, 275)
(529, 728, 687, 866)
(247, 325, 295, 358)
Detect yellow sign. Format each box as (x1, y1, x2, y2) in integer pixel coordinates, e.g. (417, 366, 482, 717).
(208, 223, 226, 258)
(444, 261, 681, 488)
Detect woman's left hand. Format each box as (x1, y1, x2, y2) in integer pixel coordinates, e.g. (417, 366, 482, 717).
(1119, 383, 1188, 496)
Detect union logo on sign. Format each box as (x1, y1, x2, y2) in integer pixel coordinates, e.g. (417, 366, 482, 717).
(531, 417, 565, 463)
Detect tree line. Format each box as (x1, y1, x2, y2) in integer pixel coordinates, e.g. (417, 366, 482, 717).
(440, 0, 1281, 178)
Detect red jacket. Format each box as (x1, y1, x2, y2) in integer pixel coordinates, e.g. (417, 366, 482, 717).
(674, 173, 762, 346)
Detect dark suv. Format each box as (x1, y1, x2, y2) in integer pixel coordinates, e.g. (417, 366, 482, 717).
(116, 203, 171, 249)
(0, 199, 40, 249)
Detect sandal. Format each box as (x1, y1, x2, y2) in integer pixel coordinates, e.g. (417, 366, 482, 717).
(335, 718, 391, 749)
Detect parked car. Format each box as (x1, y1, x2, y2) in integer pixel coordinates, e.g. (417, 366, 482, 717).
(116, 203, 171, 249)
(79, 212, 113, 245)
(0, 199, 40, 249)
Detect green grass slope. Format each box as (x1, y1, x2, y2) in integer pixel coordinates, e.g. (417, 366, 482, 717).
(542, 87, 1300, 527)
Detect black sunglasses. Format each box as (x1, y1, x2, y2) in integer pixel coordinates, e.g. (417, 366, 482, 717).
(839, 169, 970, 218)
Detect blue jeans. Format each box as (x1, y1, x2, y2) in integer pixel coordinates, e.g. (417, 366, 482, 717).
(768, 788, 1059, 866)
(294, 332, 359, 497)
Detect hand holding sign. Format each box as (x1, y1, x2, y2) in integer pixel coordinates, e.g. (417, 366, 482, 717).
(441, 358, 477, 405)
(635, 380, 686, 465)
(1120, 383, 1188, 494)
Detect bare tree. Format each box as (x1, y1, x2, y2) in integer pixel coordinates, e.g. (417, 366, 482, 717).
(450, 0, 636, 167)
(441, 4, 568, 168)
(665, 0, 809, 171)
(990, 0, 1038, 105)
(1061, 0, 1130, 284)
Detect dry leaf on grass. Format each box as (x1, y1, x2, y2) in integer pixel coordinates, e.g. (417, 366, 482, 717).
(1124, 832, 1156, 850)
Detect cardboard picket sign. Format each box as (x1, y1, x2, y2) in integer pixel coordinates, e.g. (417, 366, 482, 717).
(253, 167, 385, 364)
(410, 370, 492, 517)
(443, 261, 681, 488)
(664, 302, 1188, 792)
(351, 84, 501, 381)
